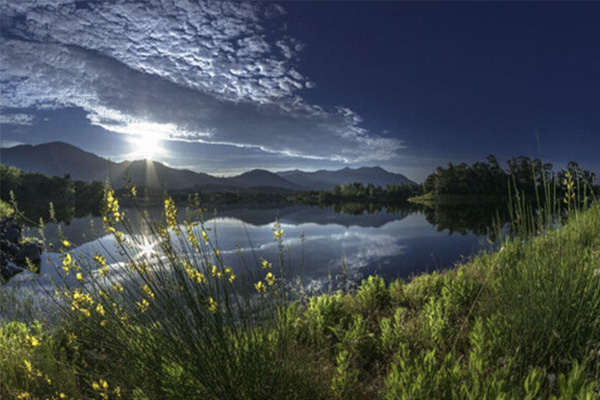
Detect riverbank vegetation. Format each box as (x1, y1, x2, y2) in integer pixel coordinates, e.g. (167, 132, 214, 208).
(414, 155, 598, 206)
(1, 177, 599, 399)
(290, 182, 419, 206)
(0, 165, 104, 223)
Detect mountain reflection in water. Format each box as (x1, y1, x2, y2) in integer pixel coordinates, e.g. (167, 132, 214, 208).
(18, 203, 503, 285)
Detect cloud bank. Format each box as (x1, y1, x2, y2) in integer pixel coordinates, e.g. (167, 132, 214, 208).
(0, 0, 403, 163)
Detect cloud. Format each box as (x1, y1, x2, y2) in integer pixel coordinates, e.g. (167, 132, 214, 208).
(0, 113, 35, 125)
(0, 140, 25, 148)
(0, 0, 403, 163)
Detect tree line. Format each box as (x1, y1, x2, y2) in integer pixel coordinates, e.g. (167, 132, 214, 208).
(290, 182, 420, 206)
(422, 155, 597, 199)
(0, 164, 104, 223)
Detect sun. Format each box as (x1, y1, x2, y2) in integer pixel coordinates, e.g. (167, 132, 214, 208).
(126, 122, 172, 160)
(130, 134, 161, 159)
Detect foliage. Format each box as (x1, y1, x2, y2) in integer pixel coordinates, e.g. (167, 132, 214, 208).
(421, 155, 597, 201)
(291, 182, 420, 208)
(0, 199, 14, 219)
(2, 182, 600, 399)
(0, 164, 104, 224)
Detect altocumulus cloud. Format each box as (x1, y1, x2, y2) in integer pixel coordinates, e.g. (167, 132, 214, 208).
(0, 0, 403, 162)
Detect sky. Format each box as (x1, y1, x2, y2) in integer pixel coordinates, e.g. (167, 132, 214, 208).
(1, 1, 599, 182)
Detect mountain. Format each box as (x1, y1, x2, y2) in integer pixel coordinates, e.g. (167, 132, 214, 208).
(277, 166, 415, 190)
(0, 142, 415, 191)
(109, 160, 221, 190)
(0, 142, 296, 191)
(0, 142, 113, 182)
(0, 142, 219, 190)
(223, 169, 299, 191)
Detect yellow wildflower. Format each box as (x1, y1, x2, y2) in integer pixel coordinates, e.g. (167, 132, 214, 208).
(25, 334, 40, 347)
(141, 284, 155, 300)
(94, 254, 110, 277)
(23, 360, 34, 375)
(202, 230, 209, 245)
(254, 281, 267, 293)
(164, 197, 180, 233)
(185, 262, 206, 284)
(62, 253, 73, 275)
(62, 239, 71, 248)
(96, 303, 106, 316)
(207, 297, 218, 313)
(224, 267, 236, 283)
(265, 272, 276, 286)
(211, 265, 222, 278)
(185, 222, 200, 251)
(261, 258, 272, 269)
(136, 298, 150, 313)
(76, 272, 84, 282)
(273, 221, 284, 240)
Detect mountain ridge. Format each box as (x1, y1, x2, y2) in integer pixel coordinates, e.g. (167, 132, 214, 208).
(1, 142, 416, 191)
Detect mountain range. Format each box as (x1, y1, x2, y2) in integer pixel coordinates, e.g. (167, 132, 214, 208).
(0, 142, 415, 191)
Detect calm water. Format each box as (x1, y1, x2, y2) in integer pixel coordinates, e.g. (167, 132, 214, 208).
(3, 202, 504, 321)
(20, 204, 500, 284)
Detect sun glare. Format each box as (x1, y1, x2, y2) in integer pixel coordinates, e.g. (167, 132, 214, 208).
(127, 122, 173, 160)
(130, 134, 161, 159)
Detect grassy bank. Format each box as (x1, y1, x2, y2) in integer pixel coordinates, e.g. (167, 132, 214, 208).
(1, 197, 599, 399)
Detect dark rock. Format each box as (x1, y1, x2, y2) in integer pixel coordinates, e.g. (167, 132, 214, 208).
(1, 239, 20, 256)
(1, 218, 42, 282)
(1, 218, 21, 243)
(14, 243, 42, 271)
(0, 262, 23, 283)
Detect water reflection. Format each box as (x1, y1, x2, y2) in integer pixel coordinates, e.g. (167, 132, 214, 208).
(421, 203, 510, 238)
(3, 202, 509, 322)
(19, 203, 503, 284)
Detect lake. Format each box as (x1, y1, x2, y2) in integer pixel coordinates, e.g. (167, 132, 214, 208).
(11, 202, 503, 287)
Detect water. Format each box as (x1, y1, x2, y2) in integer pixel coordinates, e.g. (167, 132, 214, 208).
(26, 203, 499, 281)
(3, 203, 502, 321)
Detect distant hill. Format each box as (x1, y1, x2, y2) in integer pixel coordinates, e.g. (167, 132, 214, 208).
(0, 142, 219, 190)
(223, 169, 299, 191)
(0, 142, 415, 191)
(277, 166, 415, 189)
(0, 142, 112, 182)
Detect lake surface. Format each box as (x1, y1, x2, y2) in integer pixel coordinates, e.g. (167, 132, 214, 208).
(3, 202, 505, 322)
(24, 204, 500, 284)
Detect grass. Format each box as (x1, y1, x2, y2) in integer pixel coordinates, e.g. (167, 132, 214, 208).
(1, 187, 599, 399)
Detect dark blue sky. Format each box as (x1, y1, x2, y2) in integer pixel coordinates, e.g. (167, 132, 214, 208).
(1, 1, 599, 181)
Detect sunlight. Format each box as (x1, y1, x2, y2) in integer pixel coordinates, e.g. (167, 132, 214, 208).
(127, 122, 173, 160)
(130, 134, 161, 159)
(135, 236, 158, 260)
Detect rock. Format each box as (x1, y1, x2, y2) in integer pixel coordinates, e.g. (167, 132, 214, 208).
(0, 261, 23, 283)
(1, 218, 21, 243)
(1, 239, 20, 256)
(14, 243, 42, 271)
(1, 218, 42, 282)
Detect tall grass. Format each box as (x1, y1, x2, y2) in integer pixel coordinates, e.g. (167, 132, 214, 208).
(1, 176, 599, 399)
(35, 188, 324, 399)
